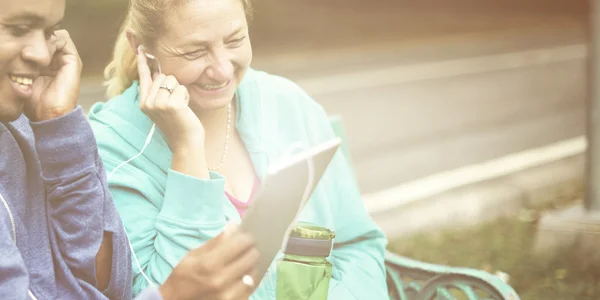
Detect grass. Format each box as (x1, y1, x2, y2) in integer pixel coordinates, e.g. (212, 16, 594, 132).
(388, 215, 600, 300)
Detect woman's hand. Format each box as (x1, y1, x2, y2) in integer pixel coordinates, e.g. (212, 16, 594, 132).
(136, 47, 205, 153)
(160, 225, 260, 300)
(26, 30, 82, 121)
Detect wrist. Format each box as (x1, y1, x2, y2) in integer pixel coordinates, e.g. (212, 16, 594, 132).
(171, 145, 210, 179)
(171, 139, 205, 156)
(31, 105, 77, 122)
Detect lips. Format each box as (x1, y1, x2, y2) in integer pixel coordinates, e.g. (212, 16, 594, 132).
(9, 74, 34, 86)
(199, 80, 230, 91)
(7, 73, 36, 99)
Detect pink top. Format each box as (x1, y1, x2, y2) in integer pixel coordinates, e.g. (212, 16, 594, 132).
(225, 177, 259, 218)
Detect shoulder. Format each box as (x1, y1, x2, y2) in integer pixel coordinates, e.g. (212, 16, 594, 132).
(244, 68, 305, 95)
(88, 82, 140, 128)
(241, 69, 334, 144)
(88, 86, 153, 168)
(242, 68, 327, 118)
(87, 82, 150, 149)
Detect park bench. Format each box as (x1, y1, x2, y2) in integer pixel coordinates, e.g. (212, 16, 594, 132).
(329, 115, 521, 300)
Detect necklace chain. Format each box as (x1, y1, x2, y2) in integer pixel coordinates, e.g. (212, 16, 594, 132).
(208, 102, 231, 172)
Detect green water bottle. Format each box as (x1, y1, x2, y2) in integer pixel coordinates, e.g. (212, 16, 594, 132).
(276, 222, 336, 300)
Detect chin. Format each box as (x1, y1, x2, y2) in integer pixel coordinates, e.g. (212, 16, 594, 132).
(192, 96, 234, 111)
(189, 88, 237, 111)
(0, 105, 24, 123)
(0, 94, 25, 123)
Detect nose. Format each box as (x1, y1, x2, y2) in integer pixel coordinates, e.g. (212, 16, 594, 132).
(205, 50, 234, 82)
(21, 32, 52, 68)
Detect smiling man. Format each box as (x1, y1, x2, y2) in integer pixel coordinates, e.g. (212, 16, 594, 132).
(0, 0, 260, 299)
(0, 0, 135, 298)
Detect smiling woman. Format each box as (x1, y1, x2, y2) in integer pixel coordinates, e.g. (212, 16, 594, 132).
(104, 0, 253, 102)
(89, 0, 389, 299)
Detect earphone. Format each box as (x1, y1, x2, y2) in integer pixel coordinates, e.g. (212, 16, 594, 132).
(143, 50, 162, 74)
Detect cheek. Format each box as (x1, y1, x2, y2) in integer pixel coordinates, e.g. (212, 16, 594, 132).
(232, 43, 252, 69)
(0, 36, 22, 76)
(164, 60, 205, 85)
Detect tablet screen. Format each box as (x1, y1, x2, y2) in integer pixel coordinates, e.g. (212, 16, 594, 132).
(240, 138, 341, 284)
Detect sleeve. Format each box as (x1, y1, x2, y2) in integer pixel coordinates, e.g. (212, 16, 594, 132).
(30, 107, 132, 298)
(325, 151, 389, 300)
(103, 163, 228, 296)
(134, 286, 163, 300)
(0, 212, 30, 299)
(304, 97, 390, 300)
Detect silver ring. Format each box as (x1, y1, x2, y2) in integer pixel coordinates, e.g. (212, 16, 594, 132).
(242, 274, 254, 288)
(159, 84, 174, 94)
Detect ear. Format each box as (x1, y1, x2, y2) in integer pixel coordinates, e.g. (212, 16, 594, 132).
(125, 28, 141, 54)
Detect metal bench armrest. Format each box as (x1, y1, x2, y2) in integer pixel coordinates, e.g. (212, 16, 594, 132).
(386, 251, 520, 300)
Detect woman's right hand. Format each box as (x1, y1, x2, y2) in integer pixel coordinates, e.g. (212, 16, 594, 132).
(159, 225, 260, 300)
(136, 47, 205, 152)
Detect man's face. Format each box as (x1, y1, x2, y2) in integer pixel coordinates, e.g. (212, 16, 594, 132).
(0, 0, 64, 122)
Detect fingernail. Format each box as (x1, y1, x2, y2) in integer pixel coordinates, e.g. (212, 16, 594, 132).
(136, 45, 142, 55)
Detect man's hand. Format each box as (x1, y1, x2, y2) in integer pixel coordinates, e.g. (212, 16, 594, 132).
(160, 225, 260, 300)
(26, 30, 82, 122)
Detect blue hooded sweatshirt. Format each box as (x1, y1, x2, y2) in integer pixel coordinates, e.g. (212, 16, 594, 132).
(0, 107, 161, 299)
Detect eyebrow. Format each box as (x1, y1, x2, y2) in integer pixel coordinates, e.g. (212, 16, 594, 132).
(225, 27, 245, 40)
(183, 26, 246, 48)
(4, 11, 61, 27)
(5, 12, 46, 24)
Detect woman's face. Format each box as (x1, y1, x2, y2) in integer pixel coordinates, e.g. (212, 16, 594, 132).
(150, 0, 252, 112)
(0, 0, 63, 122)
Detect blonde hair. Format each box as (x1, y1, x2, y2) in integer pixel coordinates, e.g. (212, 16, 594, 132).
(104, 0, 253, 98)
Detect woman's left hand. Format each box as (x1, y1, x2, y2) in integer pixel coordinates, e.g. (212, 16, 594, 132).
(26, 30, 82, 121)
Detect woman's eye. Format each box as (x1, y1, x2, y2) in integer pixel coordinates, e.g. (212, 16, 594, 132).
(227, 36, 246, 46)
(7, 25, 31, 37)
(183, 50, 207, 60)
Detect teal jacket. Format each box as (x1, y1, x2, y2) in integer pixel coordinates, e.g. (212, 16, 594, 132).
(88, 68, 389, 300)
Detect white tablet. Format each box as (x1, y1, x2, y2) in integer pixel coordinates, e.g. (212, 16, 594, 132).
(240, 138, 342, 284)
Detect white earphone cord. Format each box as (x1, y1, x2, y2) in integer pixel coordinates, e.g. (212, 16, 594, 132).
(107, 48, 160, 287)
(107, 123, 157, 287)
